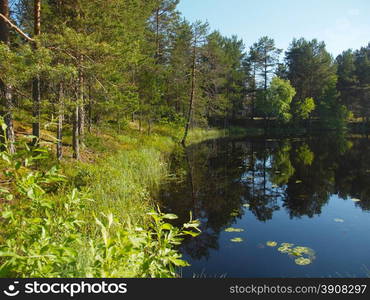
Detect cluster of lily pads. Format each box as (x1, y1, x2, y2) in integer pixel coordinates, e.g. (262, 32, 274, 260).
(266, 241, 315, 266)
(226, 203, 251, 242)
(225, 227, 245, 242)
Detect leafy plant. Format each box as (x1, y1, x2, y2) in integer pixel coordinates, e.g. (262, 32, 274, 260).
(0, 119, 200, 278)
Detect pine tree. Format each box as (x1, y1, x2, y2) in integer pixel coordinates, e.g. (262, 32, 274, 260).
(0, 0, 15, 153)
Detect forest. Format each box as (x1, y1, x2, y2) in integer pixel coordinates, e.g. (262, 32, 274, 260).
(0, 0, 370, 278)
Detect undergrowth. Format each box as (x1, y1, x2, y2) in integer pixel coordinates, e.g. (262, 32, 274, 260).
(0, 119, 200, 278)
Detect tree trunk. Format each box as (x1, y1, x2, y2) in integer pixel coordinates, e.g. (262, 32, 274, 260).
(181, 42, 196, 146)
(77, 66, 84, 144)
(88, 82, 92, 133)
(0, 0, 15, 153)
(0, 0, 9, 42)
(155, 8, 160, 62)
(56, 83, 63, 160)
(78, 105, 84, 139)
(32, 76, 41, 143)
(264, 49, 268, 91)
(72, 104, 79, 160)
(251, 64, 256, 120)
(32, 0, 41, 144)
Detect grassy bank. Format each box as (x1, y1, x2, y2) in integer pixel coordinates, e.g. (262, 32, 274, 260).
(62, 123, 241, 225)
(0, 120, 241, 278)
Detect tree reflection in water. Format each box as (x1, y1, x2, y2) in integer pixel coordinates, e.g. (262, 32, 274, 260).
(159, 134, 370, 260)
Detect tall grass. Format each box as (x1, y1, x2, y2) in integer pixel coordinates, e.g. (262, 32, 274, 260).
(85, 148, 167, 223)
(63, 124, 234, 225)
(1, 119, 242, 277)
(0, 119, 200, 278)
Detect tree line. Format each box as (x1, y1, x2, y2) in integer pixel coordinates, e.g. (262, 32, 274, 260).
(1, 0, 369, 159)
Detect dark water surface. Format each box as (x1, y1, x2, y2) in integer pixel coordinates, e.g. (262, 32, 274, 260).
(159, 134, 370, 278)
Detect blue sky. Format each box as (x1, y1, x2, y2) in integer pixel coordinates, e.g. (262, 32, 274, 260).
(177, 0, 370, 57)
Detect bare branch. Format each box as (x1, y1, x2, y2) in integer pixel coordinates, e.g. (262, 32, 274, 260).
(0, 13, 35, 43)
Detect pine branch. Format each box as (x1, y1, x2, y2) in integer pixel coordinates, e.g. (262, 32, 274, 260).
(0, 13, 35, 43)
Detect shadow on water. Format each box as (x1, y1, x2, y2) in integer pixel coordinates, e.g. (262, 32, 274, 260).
(159, 133, 370, 277)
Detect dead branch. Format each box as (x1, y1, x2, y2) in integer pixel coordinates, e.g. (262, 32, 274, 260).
(0, 13, 35, 43)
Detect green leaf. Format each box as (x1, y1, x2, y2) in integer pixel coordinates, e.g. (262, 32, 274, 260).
(266, 241, 277, 247)
(161, 223, 173, 231)
(182, 230, 199, 237)
(230, 237, 243, 243)
(295, 257, 312, 266)
(162, 214, 178, 220)
(225, 227, 244, 232)
(2, 210, 13, 219)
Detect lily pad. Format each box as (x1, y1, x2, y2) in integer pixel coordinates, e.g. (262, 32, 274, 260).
(266, 241, 277, 247)
(230, 237, 243, 243)
(295, 257, 312, 266)
(277, 243, 294, 253)
(281, 243, 294, 247)
(225, 227, 244, 233)
(278, 246, 292, 253)
(273, 242, 315, 265)
(290, 246, 315, 257)
(334, 218, 344, 223)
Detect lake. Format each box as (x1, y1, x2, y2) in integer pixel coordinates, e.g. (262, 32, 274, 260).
(159, 134, 370, 278)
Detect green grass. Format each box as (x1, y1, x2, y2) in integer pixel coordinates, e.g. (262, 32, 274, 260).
(0, 118, 203, 278)
(61, 123, 245, 226)
(0, 119, 243, 277)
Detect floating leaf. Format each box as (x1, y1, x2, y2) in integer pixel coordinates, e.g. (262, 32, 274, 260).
(230, 237, 243, 243)
(225, 227, 244, 233)
(273, 242, 315, 265)
(266, 241, 277, 247)
(295, 180, 303, 184)
(334, 218, 344, 223)
(351, 198, 361, 202)
(291, 246, 314, 257)
(277, 243, 294, 253)
(278, 246, 291, 253)
(230, 211, 239, 217)
(295, 257, 312, 266)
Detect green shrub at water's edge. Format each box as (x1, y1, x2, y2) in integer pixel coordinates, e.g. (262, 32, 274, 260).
(0, 119, 200, 278)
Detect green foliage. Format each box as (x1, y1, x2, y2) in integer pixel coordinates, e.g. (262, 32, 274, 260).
(270, 141, 295, 185)
(292, 97, 315, 120)
(0, 120, 200, 278)
(295, 144, 314, 166)
(274, 242, 316, 266)
(257, 77, 296, 122)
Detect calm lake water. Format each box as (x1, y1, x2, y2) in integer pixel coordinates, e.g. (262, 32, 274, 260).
(159, 134, 370, 278)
